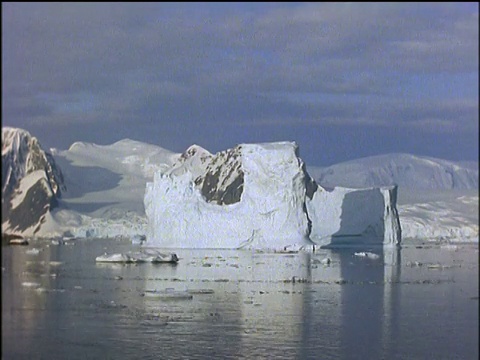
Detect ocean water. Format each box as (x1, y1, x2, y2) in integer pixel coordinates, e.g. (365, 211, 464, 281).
(2, 238, 478, 359)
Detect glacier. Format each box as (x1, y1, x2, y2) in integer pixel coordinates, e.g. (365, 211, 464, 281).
(144, 141, 401, 250)
(398, 193, 479, 242)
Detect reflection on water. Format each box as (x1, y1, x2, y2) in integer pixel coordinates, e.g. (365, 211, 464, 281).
(2, 239, 478, 359)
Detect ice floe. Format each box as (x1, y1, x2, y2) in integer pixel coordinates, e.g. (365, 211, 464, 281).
(354, 252, 380, 260)
(95, 250, 179, 264)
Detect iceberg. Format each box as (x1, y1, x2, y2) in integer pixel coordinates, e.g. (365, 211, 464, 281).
(144, 141, 402, 250)
(145, 142, 314, 250)
(354, 251, 381, 260)
(95, 250, 179, 263)
(307, 185, 401, 247)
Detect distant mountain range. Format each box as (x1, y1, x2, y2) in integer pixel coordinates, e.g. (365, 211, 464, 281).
(2, 126, 478, 241)
(307, 153, 478, 190)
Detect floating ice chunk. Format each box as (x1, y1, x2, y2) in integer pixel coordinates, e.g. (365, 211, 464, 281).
(427, 263, 446, 269)
(321, 257, 331, 265)
(130, 250, 179, 263)
(34, 287, 65, 293)
(440, 244, 459, 251)
(143, 288, 193, 300)
(8, 239, 29, 245)
(50, 239, 71, 245)
(22, 281, 41, 288)
(26, 248, 41, 255)
(406, 261, 423, 267)
(186, 288, 215, 294)
(354, 252, 380, 260)
(150, 255, 178, 263)
(95, 251, 178, 264)
(96, 253, 133, 263)
(131, 234, 146, 245)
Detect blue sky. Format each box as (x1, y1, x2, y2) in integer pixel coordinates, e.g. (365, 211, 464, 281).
(2, 2, 478, 166)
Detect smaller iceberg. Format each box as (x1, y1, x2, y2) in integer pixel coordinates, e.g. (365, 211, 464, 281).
(96, 250, 178, 264)
(8, 238, 29, 246)
(354, 251, 380, 260)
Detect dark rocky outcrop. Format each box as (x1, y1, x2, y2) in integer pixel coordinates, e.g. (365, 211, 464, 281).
(2, 127, 66, 236)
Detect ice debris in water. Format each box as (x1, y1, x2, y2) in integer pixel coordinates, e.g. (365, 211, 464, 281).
(22, 281, 41, 288)
(406, 261, 423, 267)
(321, 257, 331, 265)
(131, 234, 146, 245)
(9, 239, 29, 246)
(143, 288, 193, 300)
(26, 248, 41, 255)
(354, 252, 380, 260)
(95, 250, 178, 263)
(440, 244, 459, 251)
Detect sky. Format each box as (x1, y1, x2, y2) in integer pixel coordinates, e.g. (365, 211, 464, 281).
(2, 2, 479, 166)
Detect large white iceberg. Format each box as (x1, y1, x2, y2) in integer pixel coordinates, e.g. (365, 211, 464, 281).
(145, 142, 314, 250)
(144, 141, 402, 250)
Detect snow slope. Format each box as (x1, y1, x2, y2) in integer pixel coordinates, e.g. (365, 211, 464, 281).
(55, 139, 179, 215)
(41, 139, 180, 238)
(308, 153, 478, 190)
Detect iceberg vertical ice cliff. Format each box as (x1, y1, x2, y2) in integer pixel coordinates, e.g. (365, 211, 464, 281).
(306, 185, 401, 247)
(144, 141, 402, 249)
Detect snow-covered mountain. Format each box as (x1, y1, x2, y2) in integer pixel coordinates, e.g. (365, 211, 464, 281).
(54, 138, 179, 215)
(2, 127, 477, 244)
(41, 138, 180, 239)
(2, 127, 66, 237)
(308, 153, 478, 190)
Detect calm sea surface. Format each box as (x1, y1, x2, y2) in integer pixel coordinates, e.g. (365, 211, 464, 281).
(2, 238, 478, 359)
